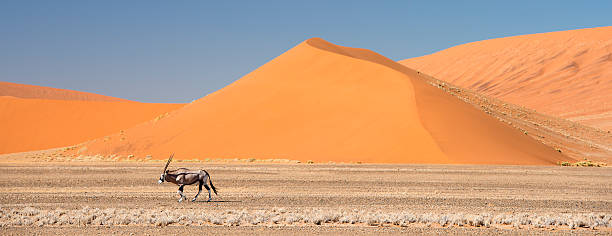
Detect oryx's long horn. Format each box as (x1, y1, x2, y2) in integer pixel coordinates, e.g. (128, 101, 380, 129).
(162, 153, 174, 173)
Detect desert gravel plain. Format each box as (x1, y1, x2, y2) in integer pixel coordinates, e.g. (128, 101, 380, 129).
(0, 159, 611, 235)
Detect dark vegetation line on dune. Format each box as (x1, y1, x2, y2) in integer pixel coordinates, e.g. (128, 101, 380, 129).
(399, 27, 612, 132)
(412, 71, 612, 162)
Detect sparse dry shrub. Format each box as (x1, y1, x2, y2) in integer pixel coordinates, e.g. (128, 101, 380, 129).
(437, 214, 449, 226)
(226, 214, 241, 226)
(468, 214, 485, 227)
(270, 215, 281, 224)
(249, 216, 261, 225)
(285, 215, 297, 224)
(558, 159, 606, 167)
(154, 215, 171, 227)
(1, 207, 611, 229)
(419, 213, 435, 224)
(21, 207, 39, 216)
(312, 215, 325, 225)
(211, 216, 224, 225)
(338, 215, 352, 224)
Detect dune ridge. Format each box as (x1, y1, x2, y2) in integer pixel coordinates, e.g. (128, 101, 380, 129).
(0, 81, 129, 101)
(75, 38, 568, 165)
(400, 26, 612, 131)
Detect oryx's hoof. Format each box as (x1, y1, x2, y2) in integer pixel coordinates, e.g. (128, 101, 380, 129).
(178, 198, 184, 203)
(207, 198, 212, 202)
(191, 198, 197, 202)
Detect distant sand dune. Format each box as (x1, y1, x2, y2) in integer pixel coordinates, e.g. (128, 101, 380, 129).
(0, 82, 183, 154)
(75, 38, 568, 165)
(400, 26, 612, 131)
(0, 81, 128, 101)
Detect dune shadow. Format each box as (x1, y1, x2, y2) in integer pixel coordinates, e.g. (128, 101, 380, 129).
(194, 200, 241, 203)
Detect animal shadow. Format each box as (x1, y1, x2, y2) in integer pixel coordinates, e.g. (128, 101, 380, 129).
(194, 200, 242, 203)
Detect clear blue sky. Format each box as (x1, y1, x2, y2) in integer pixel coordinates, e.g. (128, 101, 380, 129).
(1, 1, 610, 103)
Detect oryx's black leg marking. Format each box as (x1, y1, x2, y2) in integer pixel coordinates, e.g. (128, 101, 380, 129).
(192, 181, 203, 202)
(204, 184, 211, 202)
(178, 184, 186, 202)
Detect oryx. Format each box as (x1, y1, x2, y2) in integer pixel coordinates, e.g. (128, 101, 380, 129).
(158, 154, 218, 202)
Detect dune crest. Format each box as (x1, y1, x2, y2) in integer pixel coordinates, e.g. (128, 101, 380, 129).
(0, 81, 129, 101)
(75, 38, 567, 165)
(400, 26, 612, 131)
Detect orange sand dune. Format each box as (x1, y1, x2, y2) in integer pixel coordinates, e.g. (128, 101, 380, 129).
(400, 26, 612, 131)
(0, 96, 182, 154)
(0, 81, 129, 101)
(77, 38, 568, 165)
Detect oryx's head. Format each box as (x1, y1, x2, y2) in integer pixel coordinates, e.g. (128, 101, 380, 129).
(158, 153, 174, 184)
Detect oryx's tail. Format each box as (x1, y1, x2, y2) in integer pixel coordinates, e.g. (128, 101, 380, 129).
(204, 170, 218, 195)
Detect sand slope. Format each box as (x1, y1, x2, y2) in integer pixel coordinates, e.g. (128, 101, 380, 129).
(400, 26, 612, 131)
(1, 81, 129, 101)
(415, 72, 612, 162)
(0, 82, 183, 154)
(77, 38, 567, 165)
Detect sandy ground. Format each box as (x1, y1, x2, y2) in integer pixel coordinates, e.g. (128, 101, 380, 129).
(0, 161, 610, 235)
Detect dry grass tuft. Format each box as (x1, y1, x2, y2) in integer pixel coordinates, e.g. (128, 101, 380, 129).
(558, 159, 606, 167)
(0, 207, 610, 229)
